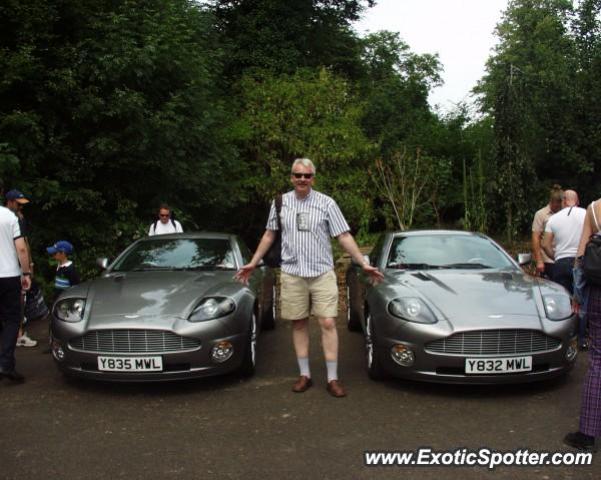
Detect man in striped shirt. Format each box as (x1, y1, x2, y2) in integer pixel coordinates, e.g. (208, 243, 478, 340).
(236, 158, 383, 397)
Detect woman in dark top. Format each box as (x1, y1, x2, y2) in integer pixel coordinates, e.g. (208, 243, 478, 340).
(564, 200, 601, 451)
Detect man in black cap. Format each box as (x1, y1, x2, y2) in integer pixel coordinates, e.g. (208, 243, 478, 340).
(5, 189, 37, 347)
(0, 179, 32, 382)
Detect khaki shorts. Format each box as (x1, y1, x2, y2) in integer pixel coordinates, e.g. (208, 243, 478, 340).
(280, 270, 338, 320)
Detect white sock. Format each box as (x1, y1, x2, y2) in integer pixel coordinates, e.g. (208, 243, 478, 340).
(297, 357, 310, 378)
(326, 360, 338, 382)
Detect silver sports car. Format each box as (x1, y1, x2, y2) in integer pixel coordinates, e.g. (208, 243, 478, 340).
(346, 230, 578, 384)
(50, 233, 275, 381)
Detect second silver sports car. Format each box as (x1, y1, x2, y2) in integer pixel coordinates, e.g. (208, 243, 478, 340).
(346, 230, 578, 384)
(50, 233, 276, 381)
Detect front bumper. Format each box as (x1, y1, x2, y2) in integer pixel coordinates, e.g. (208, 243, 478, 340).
(372, 315, 578, 385)
(50, 317, 249, 382)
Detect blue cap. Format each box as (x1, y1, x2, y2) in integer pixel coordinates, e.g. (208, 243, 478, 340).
(47, 241, 74, 255)
(5, 189, 29, 204)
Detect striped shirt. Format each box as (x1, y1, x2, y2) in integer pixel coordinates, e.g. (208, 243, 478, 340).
(266, 189, 350, 278)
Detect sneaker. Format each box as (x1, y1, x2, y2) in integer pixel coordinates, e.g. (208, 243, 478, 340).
(563, 431, 596, 451)
(0, 369, 25, 383)
(16, 333, 38, 348)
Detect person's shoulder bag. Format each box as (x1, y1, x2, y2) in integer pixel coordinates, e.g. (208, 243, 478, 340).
(583, 200, 601, 285)
(263, 194, 283, 268)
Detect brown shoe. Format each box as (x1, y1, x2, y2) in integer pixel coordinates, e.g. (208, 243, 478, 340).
(292, 375, 313, 393)
(326, 379, 346, 398)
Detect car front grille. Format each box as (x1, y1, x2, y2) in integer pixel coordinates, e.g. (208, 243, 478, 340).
(69, 330, 201, 354)
(425, 329, 561, 355)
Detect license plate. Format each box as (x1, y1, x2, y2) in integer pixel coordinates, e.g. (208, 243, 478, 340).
(97, 356, 163, 372)
(465, 356, 532, 374)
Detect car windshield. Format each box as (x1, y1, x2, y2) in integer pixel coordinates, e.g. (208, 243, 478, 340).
(386, 234, 514, 270)
(112, 238, 237, 272)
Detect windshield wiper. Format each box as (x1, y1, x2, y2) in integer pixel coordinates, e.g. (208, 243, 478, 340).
(387, 263, 442, 270)
(178, 265, 236, 271)
(130, 266, 173, 271)
(439, 262, 492, 269)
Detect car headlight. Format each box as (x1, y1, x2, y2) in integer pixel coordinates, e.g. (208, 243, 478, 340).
(188, 297, 236, 322)
(543, 294, 573, 320)
(54, 298, 86, 322)
(388, 297, 437, 324)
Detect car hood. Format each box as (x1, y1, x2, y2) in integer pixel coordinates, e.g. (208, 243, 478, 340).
(386, 269, 544, 326)
(85, 271, 239, 323)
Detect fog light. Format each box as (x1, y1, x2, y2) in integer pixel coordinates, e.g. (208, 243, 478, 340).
(211, 341, 234, 363)
(391, 344, 415, 366)
(52, 341, 65, 361)
(566, 339, 578, 362)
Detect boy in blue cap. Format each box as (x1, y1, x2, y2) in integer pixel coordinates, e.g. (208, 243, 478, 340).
(47, 241, 80, 301)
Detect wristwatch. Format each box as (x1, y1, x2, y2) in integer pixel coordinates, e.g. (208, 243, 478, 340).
(22, 272, 32, 277)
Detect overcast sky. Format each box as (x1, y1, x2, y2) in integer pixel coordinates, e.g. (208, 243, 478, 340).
(355, 0, 509, 112)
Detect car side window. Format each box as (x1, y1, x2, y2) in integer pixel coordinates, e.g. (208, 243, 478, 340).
(237, 240, 253, 264)
(369, 234, 386, 266)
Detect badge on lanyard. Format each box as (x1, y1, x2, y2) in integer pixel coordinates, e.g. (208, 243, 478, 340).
(297, 212, 310, 231)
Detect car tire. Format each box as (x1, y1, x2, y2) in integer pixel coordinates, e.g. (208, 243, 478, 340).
(365, 313, 387, 380)
(239, 313, 258, 378)
(346, 285, 361, 332)
(262, 286, 276, 331)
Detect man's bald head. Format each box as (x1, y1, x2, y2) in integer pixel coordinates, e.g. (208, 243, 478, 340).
(563, 190, 579, 207)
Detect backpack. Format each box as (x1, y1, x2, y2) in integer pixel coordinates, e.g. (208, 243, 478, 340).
(583, 201, 601, 285)
(24, 281, 49, 321)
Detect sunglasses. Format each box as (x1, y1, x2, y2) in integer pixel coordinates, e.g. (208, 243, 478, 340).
(292, 172, 314, 179)
(159, 214, 170, 218)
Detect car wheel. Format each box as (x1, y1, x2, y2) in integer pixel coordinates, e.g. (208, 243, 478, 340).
(262, 286, 276, 330)
(239, 313, 257, 377)
(365, 313, 386, 380)
(346, 285, 361, 332)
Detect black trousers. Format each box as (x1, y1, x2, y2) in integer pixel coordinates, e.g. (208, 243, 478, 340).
(0, 276, 22, 371)
(550, 257, 576, 295)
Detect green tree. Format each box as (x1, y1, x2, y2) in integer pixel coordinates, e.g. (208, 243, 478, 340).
(571, 0, 601, 201)
(0, 0, 238, 279)
(230, 68, 374, 237)
(477, 0, 579, 239)
(359, 31, 442, 156)
(211, 0, 374, 80)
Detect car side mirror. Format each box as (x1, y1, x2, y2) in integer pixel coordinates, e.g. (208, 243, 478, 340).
(96, 257, 109, 270)
(517, 253, 532, 266)
(351, 254, 370, 267)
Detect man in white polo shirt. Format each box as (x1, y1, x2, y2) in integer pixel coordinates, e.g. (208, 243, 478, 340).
(235, 158, 383, 397)
(543, 190, 587, 349)
(543, 189, 586, 294)
(148, 203, 183, 236)
(0, 179, 32, 383)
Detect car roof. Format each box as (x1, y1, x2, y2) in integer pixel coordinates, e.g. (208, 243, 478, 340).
(138, 232, 236, 241)
(389, 230, 484, 238)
